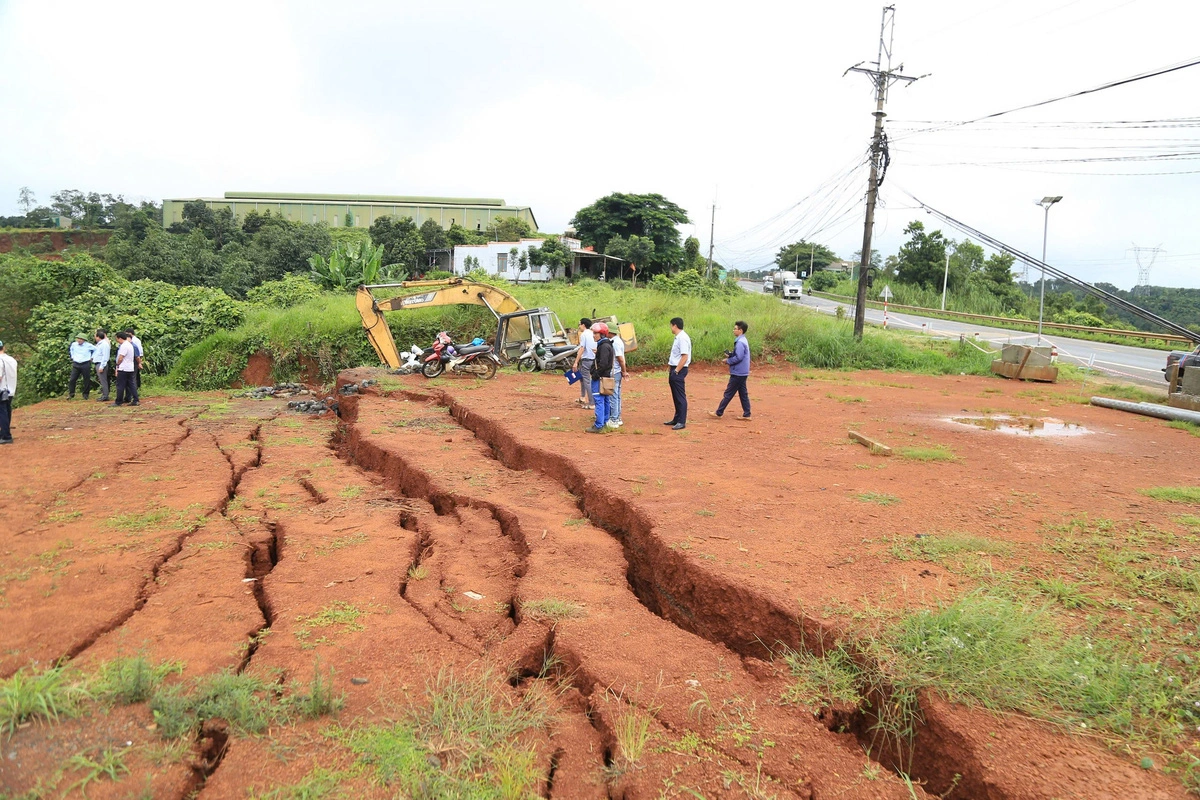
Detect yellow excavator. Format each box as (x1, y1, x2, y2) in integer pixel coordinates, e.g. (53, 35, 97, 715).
(355, 279, 636, 369)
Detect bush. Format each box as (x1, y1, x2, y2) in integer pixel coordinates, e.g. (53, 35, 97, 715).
(647, 268, 740, 300)
(0, 252, 115, 349)
(245, 274, 324, 308)
(26, 278, 245, 398)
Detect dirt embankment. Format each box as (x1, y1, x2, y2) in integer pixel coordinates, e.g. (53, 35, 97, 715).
(0, 230, 110, 256)
(1, 365, 1196, 798)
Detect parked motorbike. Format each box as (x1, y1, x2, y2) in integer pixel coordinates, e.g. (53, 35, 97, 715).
(515, 334, 580, 373)
(422, 332, 500, 379)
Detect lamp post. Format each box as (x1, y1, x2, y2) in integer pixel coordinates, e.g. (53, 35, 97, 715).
(941, 248, 950, 311)
(1035, 196, 1063, 344)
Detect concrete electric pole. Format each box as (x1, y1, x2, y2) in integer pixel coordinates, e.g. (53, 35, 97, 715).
(706, 204, 716, 279)
(847, 5, 920, 339)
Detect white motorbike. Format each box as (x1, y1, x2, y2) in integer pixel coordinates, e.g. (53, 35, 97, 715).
(515, 334, 580, 373)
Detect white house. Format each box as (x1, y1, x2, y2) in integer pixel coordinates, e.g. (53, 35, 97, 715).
(452, 238, 556, 282)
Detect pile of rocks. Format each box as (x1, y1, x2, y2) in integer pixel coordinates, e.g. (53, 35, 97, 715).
(237, 383, 310, 400)
(287, 397, 337, 415)
(338, 379, 378, 396)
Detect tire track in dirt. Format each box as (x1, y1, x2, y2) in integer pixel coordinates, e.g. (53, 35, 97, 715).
(336, 387, 916, 798)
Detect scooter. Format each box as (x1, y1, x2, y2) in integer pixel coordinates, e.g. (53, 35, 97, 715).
(515, 334, 580, 373)
(422, 332, 500, 379)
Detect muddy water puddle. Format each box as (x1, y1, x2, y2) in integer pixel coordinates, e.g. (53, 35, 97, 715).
(947, 414, 1089, 437)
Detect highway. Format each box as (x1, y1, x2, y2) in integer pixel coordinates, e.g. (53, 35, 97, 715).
(739, 281, 1179, 387)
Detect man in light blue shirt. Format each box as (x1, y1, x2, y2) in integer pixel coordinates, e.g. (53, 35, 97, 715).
(68, 334, 95, 400)
(92, 330, 112, 402)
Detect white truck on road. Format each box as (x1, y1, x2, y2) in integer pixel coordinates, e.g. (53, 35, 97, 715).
(781, 277, 804, 299)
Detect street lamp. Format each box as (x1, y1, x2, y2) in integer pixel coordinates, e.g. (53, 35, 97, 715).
(1035, 196, 1063, 344)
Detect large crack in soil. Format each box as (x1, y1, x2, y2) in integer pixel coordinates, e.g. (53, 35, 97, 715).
(411, 389, 988, 797)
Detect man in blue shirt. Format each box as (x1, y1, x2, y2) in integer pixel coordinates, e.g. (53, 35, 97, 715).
(92, 329, 112, 402)
(68, 334, 95, 400)
(709, 320, 752, 421)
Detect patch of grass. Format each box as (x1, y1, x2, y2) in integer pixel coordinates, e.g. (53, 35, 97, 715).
(854, 492, 900, 506)
(520, 598, 586, 622)
(1166, 420, 1200, 438)
(827, 393, 866, 403)
(406, 564, 428, 581)
(294, 601, 367, 645)
(896, 445, 958, 462)
(338, 485, 363, 499)
(611, 704, 653, 769)
(150, 671, 276, 738)
(695, 509, 716, 517)
(283, 661, 344, 721)
(1141, 486, 1200, 504)
(66, 747, 129, 796)
(93, 656, 183, 705)
(562, 517, 587, 527)
(315, 532, 367, 555)
(780, 646, 862, 709)
(1035, 577, 1091, 609)
(0, 665, 89, 735)
(889, 533, 1012, 564)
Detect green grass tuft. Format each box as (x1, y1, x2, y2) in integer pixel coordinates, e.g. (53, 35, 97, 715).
(0, 665, 89, 735)
(93, 656, 183, 705)
(1141, 486, 1200, 504)
(897, 445, 958, 462)
(520, 598, 586, 622)
(855, 492, 900, 506)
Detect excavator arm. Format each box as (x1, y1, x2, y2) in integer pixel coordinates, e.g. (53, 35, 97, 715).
(355, 280, 524, 368)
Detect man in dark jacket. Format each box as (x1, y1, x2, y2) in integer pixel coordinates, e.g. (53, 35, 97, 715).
(709, 320, 752, 420)
(588, 322, 614, 432)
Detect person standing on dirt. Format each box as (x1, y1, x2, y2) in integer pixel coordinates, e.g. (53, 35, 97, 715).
(127, 327, 144, 392)
(588, 322, 614, 433)
(709, 320, 752, 421)
(572, 318, 595, 409)
(606, 325, 626, 429)
(67, 334, 94, 400)
(113, 331, 138, 407)
(0, 341, 16, 444)
(92, 330, 111, 403)
(664, 317, 691, 430)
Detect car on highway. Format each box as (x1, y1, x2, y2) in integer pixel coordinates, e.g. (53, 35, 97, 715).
(762, 278, 774, 293)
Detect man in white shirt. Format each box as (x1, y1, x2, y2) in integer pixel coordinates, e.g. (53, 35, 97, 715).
(0, 340, 16, 444)
(92, 330, 112, 402)
(605, 326, 627, 428)
(572, 318, 596, 409)
(113, 332, 138, 407)
(664, 317, 691, 430)
(68, 334, 95, 400)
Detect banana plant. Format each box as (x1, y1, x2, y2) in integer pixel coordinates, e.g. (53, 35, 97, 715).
(309, 242, 408, 290)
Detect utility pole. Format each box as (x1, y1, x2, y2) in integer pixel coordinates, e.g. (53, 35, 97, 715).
(706, 204, 716, 279)
(941, 248, 950, 311)
(847, 6, 920, 339)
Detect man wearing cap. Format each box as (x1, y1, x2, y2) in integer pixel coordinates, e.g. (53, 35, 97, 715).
(113, 331, 138, 407)
(587, 322, 614, 432)
(68, 334, 95, 400)
(663, 317, 691, 430)
(0, 340, 16, 444)
(93, 329, 111, 403)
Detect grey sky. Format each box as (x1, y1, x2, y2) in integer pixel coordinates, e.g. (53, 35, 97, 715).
(1, 0, 1196, 289)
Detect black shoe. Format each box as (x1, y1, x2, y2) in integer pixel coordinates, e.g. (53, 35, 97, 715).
(662, 420, 677, 426)
(0, 438, 12, 445)
(130, 402, 140, 406)
(111, 402, 124, 407)
(672, 423, 686, 430)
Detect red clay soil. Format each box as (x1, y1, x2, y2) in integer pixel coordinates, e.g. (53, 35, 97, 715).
(0, 230, 110, 254)
(0, 365, 1196, 798)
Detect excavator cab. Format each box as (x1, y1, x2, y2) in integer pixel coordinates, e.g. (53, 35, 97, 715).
(495, 308, 570, 364)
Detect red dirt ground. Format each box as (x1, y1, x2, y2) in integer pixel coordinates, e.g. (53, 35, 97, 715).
(1, 365, 1197, 798)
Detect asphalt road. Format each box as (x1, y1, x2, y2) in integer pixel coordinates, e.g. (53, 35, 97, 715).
(739, 281, 1175, 387)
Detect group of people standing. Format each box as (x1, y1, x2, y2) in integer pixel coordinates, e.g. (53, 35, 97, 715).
(66, 328, 145, 407)
(571, 316, 752, 432)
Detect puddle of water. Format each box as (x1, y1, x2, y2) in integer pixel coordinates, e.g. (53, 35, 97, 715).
(946, 415, 1089, 437)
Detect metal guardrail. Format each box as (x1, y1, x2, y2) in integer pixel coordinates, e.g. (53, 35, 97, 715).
(805, 290, 1192, 345)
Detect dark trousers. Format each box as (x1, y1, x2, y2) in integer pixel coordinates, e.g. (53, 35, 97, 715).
(95, 365, 110, 400)
(716, 374, 751, 417)
(130, 365, 140, 403)
(0, 398, 11, 441)
(68, 362, 92, 398)
(115, 371, 135, 405)
(668, 365, 688, 424)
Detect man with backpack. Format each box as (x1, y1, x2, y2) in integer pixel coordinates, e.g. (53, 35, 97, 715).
(587, 322, 614, 433)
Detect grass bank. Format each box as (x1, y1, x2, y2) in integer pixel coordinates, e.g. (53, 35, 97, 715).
(169, 280, 994, 390)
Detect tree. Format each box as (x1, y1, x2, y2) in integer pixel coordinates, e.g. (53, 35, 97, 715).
(369, 216, 425, 272)
(895, 221, 949, 289)
(50, 190, 125, 227)
(419, 218, 448, 251)
(778, 241, 839, 274)
(684, 236, 702, 269)
(17, 187, 35, 214)
(529, 236, 573, 279)
(485, 216, 534, 242)
(570, 193, 689, 273)
(446, 222, 487, 247)
(851, 249, 882, 270)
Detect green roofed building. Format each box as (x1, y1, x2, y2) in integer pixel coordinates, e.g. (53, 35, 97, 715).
(161, 191, 538, 232)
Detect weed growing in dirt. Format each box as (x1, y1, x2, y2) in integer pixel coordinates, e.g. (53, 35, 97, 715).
(407, 563, 428, 581)
(284, 661, 344, 720)
(854, 492, 900, 506)
(1035, 577, 1091, 609)
(1141, 486, 1200, 504)
(1166, 420, 1200, 437)
(151, 671, 276, 738)
(826, 393, 866, 403)
(294, 601, 367, 647)
(338, 485, 362, 499)
(896, 445, 958, 462)
(609, 704, 653, 776)
(520, 598, 586, 622)
(779, 646, 862, 709)
(0, 665, 89, 735)
(315, 532, 367, 555)
(66, 747, 129, 795)
(93, 656, 183, 705)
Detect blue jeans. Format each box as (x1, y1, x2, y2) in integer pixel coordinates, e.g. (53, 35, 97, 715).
(610, 370, 622, 422)
(591, 380, 611, 429)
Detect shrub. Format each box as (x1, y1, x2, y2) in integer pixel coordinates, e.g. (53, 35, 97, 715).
(246, 274, 324, 308)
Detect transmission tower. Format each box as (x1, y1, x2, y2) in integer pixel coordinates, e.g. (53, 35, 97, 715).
(1128, 244, 1164, 287)
(846, 5, 923, 339)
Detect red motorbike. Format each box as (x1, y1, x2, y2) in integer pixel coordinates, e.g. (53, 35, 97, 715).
(422, 332, 500, 379)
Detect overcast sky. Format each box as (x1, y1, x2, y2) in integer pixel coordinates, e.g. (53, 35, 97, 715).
(1, 0, 1196, 289)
